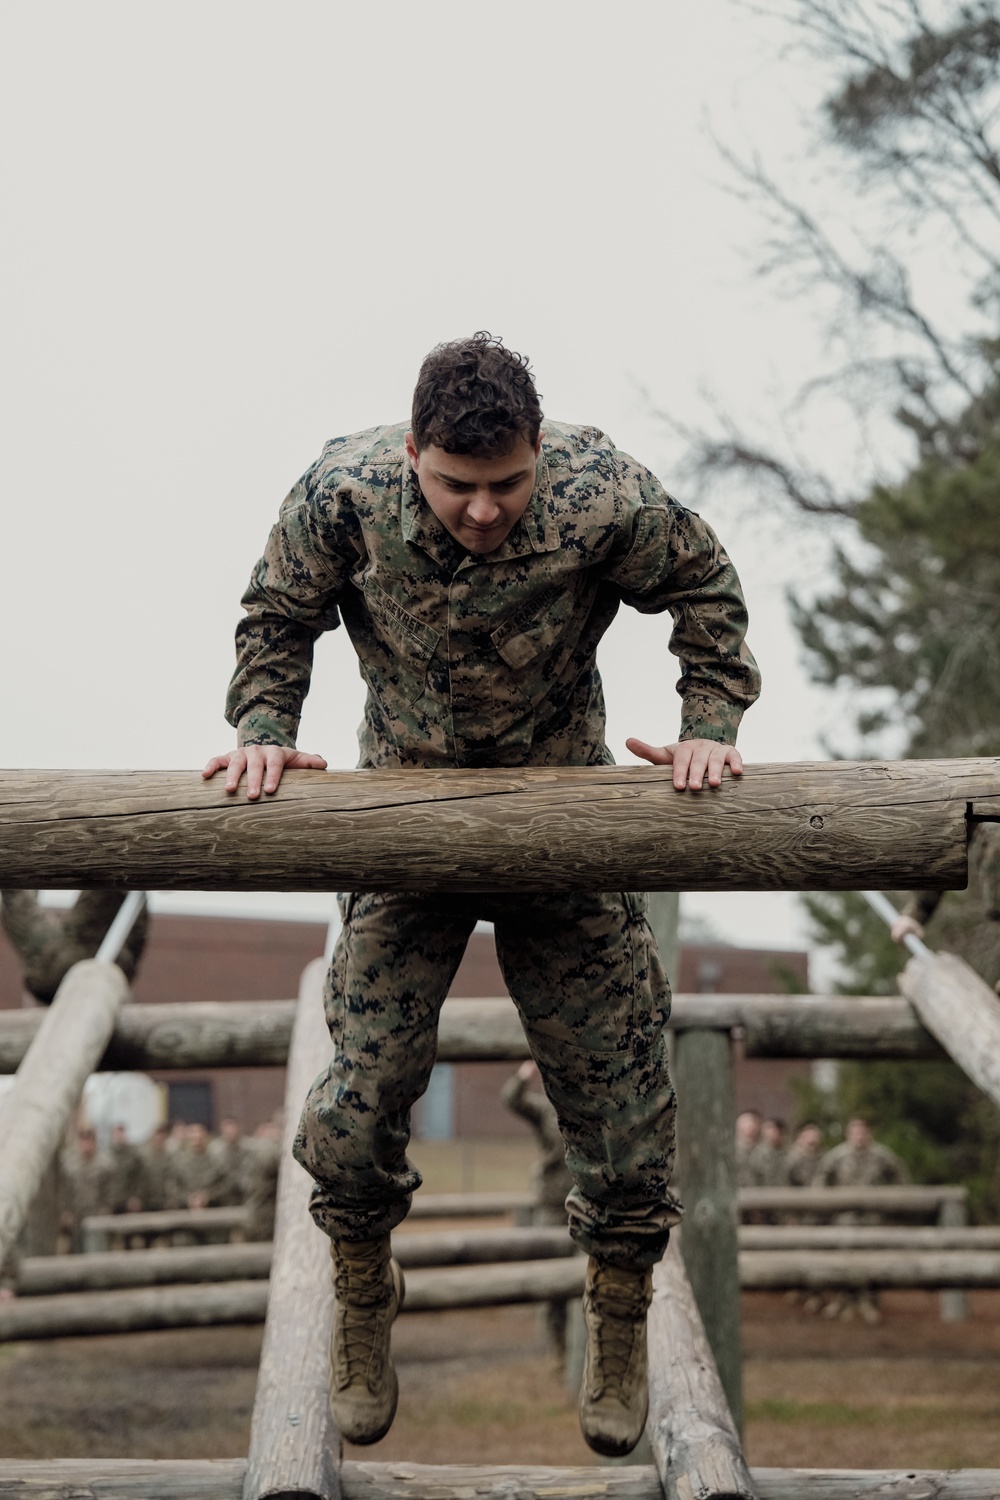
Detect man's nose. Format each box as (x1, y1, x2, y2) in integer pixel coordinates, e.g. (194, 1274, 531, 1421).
(466, 488, 501, 522)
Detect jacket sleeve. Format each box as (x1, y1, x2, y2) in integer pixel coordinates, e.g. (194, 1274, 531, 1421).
(606, 453, 761, 744)
(225, 468, 357, 747)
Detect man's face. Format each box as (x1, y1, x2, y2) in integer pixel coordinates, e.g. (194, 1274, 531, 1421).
(405, 433, 541, 554)
(847, 1118, 872, 1149)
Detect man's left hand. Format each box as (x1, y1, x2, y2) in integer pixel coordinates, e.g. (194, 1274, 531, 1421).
(626, 737, 743, 791)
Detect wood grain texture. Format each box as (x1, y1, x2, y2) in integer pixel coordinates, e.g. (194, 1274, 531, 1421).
(0, 759, 990, 892)
(738, 1225, 1000, 1252)
(0, 1260, 588, 1340)
(0, 960, 129, 1266)
(17, 1242, 273, 1295)
(646, 1238, 757, 1500)
(899, 950, 1000, 1111)
(82, 1207, 247, 1251)
(0, 1279, 269, 1339)
(242, 959, 339, 1500)
(739, 1249, 1000, 1289)
(674, 1029, 743, 1434)
(16, 1228, 574, 1296)
(0, 994, 946, 1075)
(738, 1185, 965, 1218)
(0, 1462, 998, 1500)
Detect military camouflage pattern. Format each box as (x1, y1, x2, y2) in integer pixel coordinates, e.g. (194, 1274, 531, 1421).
(784, 1144, 823, 1188)
(500, 1070, 574, 1213)
(819, 1140, 909, 1189)
(226, 422, 760, 765)
(233, 419, 760, 1264)
(293, 887, 681, 1268)
(170, 1144, 225, 1208)
(106, 1139, 145, 1213)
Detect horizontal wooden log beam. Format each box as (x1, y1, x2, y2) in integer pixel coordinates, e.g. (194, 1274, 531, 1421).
(0, 760, 994, 892)
(22, 1225, 998, 1297)
(11, 1246, 998, 1339)
(1, 1463, 996, 1500)
(738, 1185, 965, 1216)
(16, 1227, 576, 1296)
(0, 1260, 590, 1340)
(739, 1225, 1000, 1252)
(0, 993, 946, 1075)
(739, 1249, 1000, 1290)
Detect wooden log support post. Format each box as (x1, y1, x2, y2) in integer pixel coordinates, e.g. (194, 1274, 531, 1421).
(242, 958, 338, 1500)
(646, 1238, 756, 1500)
(899, 949, 1000, 1114)
(0, 959, 130, 1267)
(939, 1190, 970, 1322)
(0, 759, 997, 893)
(673, 1027, 743, 1433)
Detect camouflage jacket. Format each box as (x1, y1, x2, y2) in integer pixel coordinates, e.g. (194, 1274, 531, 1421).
(227, 422, 761, 768)
(818, 1141, 909, 1189)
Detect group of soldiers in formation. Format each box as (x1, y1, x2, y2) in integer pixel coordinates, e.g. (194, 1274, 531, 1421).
(505, 1064, 911, 1337)
(736, 1109, 909, 1323)
(735, 1110, 908, 1194)
(58, 1113, 283, 1252)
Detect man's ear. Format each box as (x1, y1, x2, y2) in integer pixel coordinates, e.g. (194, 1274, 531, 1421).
(404, 432, 420, 469)
(535, 431, 543, 456)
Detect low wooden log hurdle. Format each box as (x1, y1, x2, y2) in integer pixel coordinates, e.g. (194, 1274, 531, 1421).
(3, 759, 1000, 1499)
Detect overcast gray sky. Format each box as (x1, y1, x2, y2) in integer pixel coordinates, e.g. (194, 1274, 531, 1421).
(2, 2, 878, 956)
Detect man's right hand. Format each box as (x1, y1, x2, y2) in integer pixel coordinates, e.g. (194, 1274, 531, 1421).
(890, 914, 925, 945)
(202, 746, 328, 801)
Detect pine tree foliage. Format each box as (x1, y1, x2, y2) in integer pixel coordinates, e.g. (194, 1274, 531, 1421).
(699, 3, 1000, 1212)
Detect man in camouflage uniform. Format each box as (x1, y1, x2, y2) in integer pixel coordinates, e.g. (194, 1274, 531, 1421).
(205, 333, 760, 1456)
(243, 1117, 283, 1243)
(208, 1116, 252, 1208)
(106, 1124, 145, 1214)
(784, 1120, 823, 1188)
(819, 1116, 909, 1323)
(60, 1127, 110, 1254)
(140, 1124, 175, 1212)
(171, 1123, 226, 1243)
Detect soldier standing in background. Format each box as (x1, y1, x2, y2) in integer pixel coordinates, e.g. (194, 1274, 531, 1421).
(502, 1060, 574, 1364)
(107, 1124, 145, 1214)
(735, 1110, 763, 1188)
(750, 1117, 788, 1188)
(243, 1116, 283, 1243)
(60, 1127, 110, 1254)
(140, 1124, 176, 1211)
(818, 1116, 909, 1323)
(172, 1123, 225, 1211)
(209, 1116, 252, 1208)
(784, 1121, 823, 1188)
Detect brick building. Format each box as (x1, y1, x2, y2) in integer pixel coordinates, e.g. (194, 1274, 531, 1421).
(0, 908, 809, 1137)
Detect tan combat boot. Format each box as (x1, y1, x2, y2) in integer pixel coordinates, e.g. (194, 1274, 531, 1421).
(329, 1236, 405, 1445)
(578, 1257, 652, 1457)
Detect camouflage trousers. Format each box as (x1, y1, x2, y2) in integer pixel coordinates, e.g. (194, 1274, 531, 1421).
(293, 889, 682, 1269)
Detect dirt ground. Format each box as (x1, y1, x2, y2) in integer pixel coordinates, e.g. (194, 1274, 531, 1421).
(2, 1138, 999, 1472)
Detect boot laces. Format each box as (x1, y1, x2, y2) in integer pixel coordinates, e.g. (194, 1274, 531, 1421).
(587, 1266, 648, 1393)
(333, 1248, 394, 1390)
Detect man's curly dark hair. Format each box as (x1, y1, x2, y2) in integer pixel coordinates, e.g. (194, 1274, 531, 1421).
(410, 332, 542, 457)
